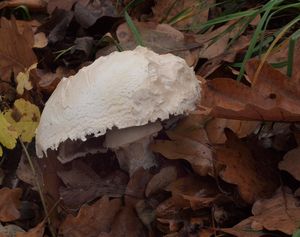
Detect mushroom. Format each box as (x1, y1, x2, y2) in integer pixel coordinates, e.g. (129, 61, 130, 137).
(35, 46, 200, 175)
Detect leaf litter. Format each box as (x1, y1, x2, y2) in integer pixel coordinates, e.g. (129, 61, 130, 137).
(1, 1, 300, 237)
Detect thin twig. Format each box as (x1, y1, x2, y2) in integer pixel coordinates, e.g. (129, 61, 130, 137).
(20, 140, 56, 237)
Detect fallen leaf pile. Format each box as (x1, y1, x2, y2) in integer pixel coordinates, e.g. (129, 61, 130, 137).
(1, 1, 300, 237)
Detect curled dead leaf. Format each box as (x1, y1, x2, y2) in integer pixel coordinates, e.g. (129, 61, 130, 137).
(151, 115, 213, 176)
(145, 166, 177, 197)
(215, 130, 279, 204)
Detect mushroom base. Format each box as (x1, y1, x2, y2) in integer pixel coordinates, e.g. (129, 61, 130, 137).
(114, 136, 156, 175)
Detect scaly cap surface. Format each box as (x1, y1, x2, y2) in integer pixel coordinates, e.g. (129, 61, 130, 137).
(36, 46, 200, 157)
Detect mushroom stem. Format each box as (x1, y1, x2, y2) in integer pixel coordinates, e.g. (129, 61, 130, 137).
(104, 121, 162, 175)
(114, 136, 156, 175)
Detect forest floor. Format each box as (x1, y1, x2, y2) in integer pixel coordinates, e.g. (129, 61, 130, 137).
(1, 0, 300, 237)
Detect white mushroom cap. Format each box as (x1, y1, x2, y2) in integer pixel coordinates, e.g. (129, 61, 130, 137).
(36, 46, 200, 158)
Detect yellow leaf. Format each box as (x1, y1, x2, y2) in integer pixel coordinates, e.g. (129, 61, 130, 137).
(16, 63, 37, 95)
(0, 146, 3, 157)
(4, 99, 40, 143)
(0, 113, 18, 149)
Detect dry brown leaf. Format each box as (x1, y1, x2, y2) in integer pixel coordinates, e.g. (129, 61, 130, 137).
(125, 168, 152, 206)
(57, 160, 128, 208)
(196, 22, 251, 78)
(155, 197, 181, 219)
(235, 188, 300, 235)
(221, 218, 264, 237)
(216, 130, 279, 204)
(151, 115, 213, 176)
(151, 0, 213, 29)
(47, 0, 79, 14)
(201, 59, 300, 121)
(278, 147, 300, 181)
(205, 118, 260, 144)
(59, 196, 121, 237)
(15, 20, 41, 33)
(0, 18, 37, 82)
(109, 206, 147, 237)
(15, 222, 44, 237)
(165, 175, 219, 210)
(16, 154, 36, 188)
(145, 166, 177, 197)
(116, 22, 200, 66)
(0, 188, 22, 222)
(33, 32, 48, 48)
(36, 67, 75, 95)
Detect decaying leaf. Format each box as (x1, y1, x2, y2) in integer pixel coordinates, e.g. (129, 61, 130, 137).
(4, 99, 40, 143)
(236, 188, 300, 235)
(59, 196, 121, 237)
(36, 67, 75, 94)
(16, 63, 37, 95)
(0, 113, 18, 153)
(205, 118, 260, 144)
(109, 206, 147, 237)
(0, 223, 25, 237)
(15, 222, 44, 237)
(222, 218, 266, 237)
(0, 18, 37, 81)
(33, 32, 48, 48)
(279, 147, 300, 181)
(16, 154, 36, 188)
(57, 160, 128, 208)
(151, 0, 213, 29)
(0, 188, 22, 222)
(151, 115, 213, 176)
(125, 168, 152, 206)
(216, 130, 279, 204)
(200, 59, 300, 121)
(165, 175, 219, 210)
(116, 22, 200, 66)
(145, 166, 177, 197)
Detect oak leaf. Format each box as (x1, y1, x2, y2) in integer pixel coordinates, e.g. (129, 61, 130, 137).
(235, 188, 300, 235)
(0, 18, 36, 82)
(151, 115, 213, 176)
(200, 59, 300, 121)
(215, 130, 279, 203)
(59, 196, 121, 237)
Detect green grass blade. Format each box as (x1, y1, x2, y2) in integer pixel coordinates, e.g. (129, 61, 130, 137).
(287, 28, 300, 77)
(258, 2, 300, 57)
(13, 5, 31, 20)
(124, 10, 144, 46)
(193, 8, 259, 32)
(237, 0, 284, 81)
(167, 7, 193, 26)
